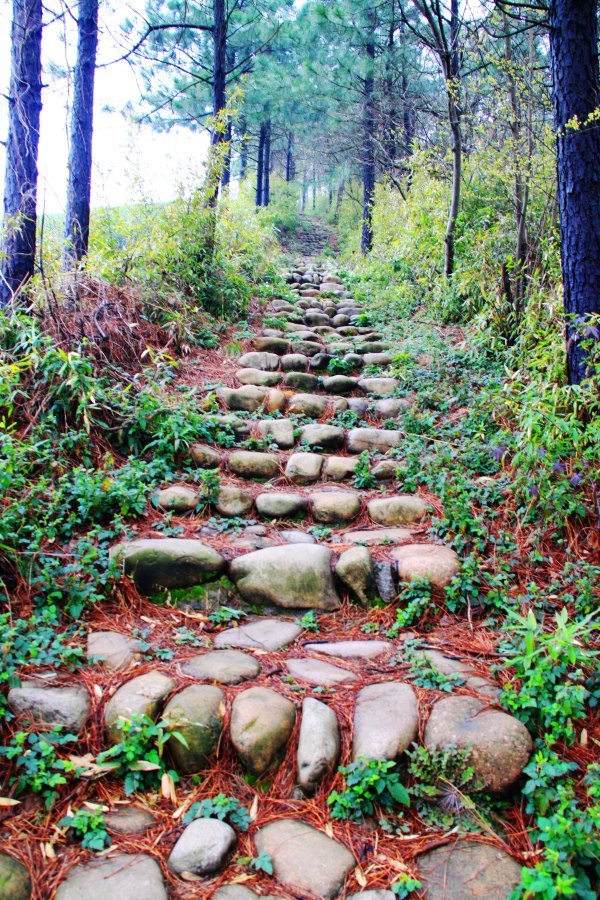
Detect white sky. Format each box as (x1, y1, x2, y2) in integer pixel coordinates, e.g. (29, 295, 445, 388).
(0, 0, 210, 213)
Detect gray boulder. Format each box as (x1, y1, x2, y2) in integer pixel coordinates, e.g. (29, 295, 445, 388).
(230, 686, 296, 774)
(104, 671, 175, 743)
(297, 698, 341, 794)
(168, 818, 236, 876)
(0, 852, 30, 900)
(335, 546, 376, 605)
(182, 649, 261, 684)
(416, 840, 523, 899)
(8, 682, 90, 734)
(353, 682, 419, 761)
(254, 819, 355, 900)
(230, 544, 341, 610)
(55, 854, 166, 900)
(162, 685, 225, 774)
(285, 451, 324, 484)
(110, 538, 225, 593)
(424, 695, 532, 794)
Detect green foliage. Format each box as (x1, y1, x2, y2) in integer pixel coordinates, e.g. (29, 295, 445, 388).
(407, 744, 489, 830)
(89, 188, 278, 320)
(402, 640, 465, 691)
(208, 606, 246, 626)
(391, 874, 423, 898)
(197, 469, 221, 505)
(238, 852, 274, 875)
(59, 806, 111, 851)
(498, 608, 599, 745)
(507, 748, 599, 899)
(328, 757, 410, 821)
(294, 610, 320, 632)
(387, 579, 433, 632)
(0, 729, 78, 808)
(0, 611, 84, 720)
(353, 451, 377, 489)
(183, 793, 251, 830)
(95, 714, 186, 795)
(327, 356, 355, 375)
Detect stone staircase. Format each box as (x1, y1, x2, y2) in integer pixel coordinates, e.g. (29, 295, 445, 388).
(281, 216, 337, 256)
(4, 262, 533, 899)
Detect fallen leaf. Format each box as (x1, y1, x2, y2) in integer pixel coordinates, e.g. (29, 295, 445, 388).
(355, 866, 367, 888)
(0, 798, 20, 807)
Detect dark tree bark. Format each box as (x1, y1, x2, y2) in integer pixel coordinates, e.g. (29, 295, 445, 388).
(206, 0, 227, 205)
(262, 119, 271, 206)
(0, 0, 42, 305)
(444, 0, 462, 277)
(64, 0, 98, 266)
(502, 12, 529, 317)
(285, 132, 295, 181)
(361, 18, 376, 254)
(255, 122, 266, 206)
(549, 0, 600, 384)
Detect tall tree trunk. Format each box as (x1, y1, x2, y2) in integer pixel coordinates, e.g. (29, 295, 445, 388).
(382, 6, 397, 173)
(443, 0, 462, 278)
(207, 0, 227, 204)
(361, 16, 376, 254)
(0, 0, 42, 305)
(549, 0, 600, 384)
(502, 12, 528, 318)
(64, 0, 98, 267)
(285, 132, 295, 181)
(255, 123, 265, 207)
(301, 175, 307, 212)
(262, 119, 271, 206)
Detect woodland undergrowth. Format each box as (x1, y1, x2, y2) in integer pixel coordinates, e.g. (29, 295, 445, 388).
(0, 175, 598, 898)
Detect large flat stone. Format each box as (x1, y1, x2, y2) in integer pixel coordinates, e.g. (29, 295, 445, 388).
(285, 452, 324, 484)
(347, 428, 401, 454)
(168, 818, 236, 876)
(353, 682, 419, 761)
(255, 418, 296, 449)
(256, 491, 308, 519)
(288, 394, 328, 417)
(392, 543, 460, 590)
(0, 852, 30, 900)
(230, 544, 341, 610)
(237, 351, 280, 371)
(228, 450, 279, 479)
(286, 657, 357, 686)
(368, 496, 427, 526)
(236, 368, 282, 387)
(214, 618, 302, 651)
(346, 527, 413, 545)
(217, 385, 269, 412)
(8, 682, 90, 734)
(230, 687, 296, 775)
(305, 640, 392, 659)
(297, 698, 340, 794)
(182, 649, 261, 684)
(300, 424, 345, 451)
(55, 854, 167, 900)
(311, 490, 362, 524)
(424, 695, 532, 794)
(335, 546, 375, 604)
(104, 671, 175, 743)
(254, 819, 355, 900)
(416, 840, 523, 899)
(162, 685, 225, 774)
(110, 538, 225, 593)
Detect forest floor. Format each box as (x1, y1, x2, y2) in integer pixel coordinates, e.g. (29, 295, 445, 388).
(1, 221, 598, 900)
